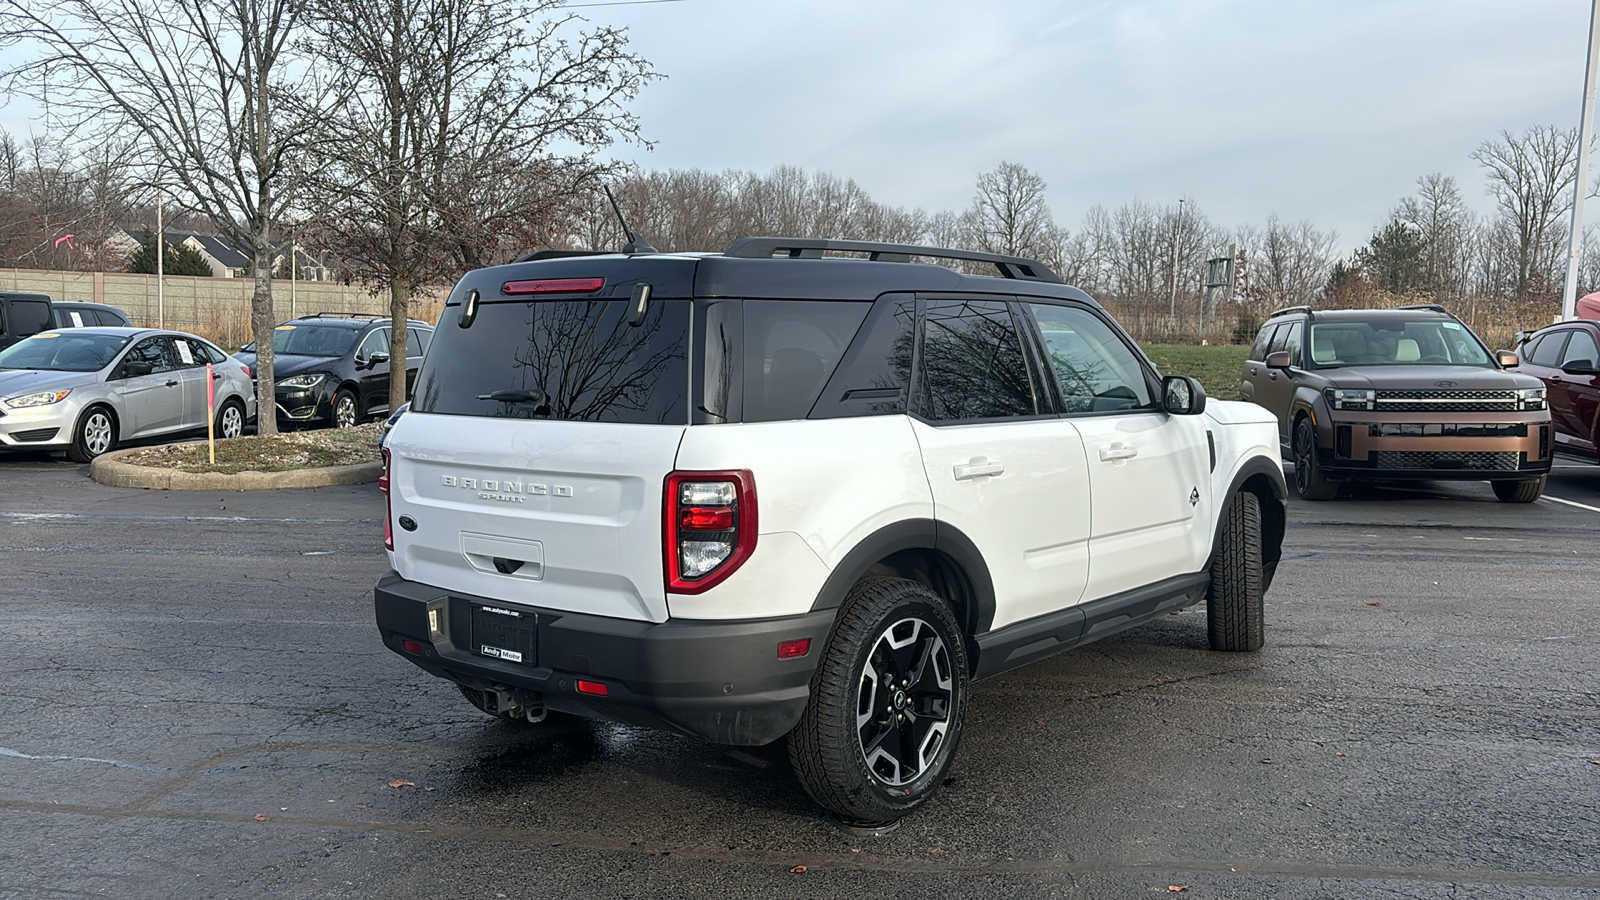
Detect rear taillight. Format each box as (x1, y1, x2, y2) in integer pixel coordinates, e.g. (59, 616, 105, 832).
(380, 447, 393, 551)
(664, 470, 756, 594)
(241, 364, 253, 379)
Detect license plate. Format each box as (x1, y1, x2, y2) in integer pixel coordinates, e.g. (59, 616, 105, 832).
(471, 604, 537, 665)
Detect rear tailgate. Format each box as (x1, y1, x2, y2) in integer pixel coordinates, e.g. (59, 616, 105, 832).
(388, 414, 684, 622)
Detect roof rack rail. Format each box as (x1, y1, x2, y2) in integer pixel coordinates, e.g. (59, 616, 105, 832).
(1397, 303, 1449, 313)
(306, 311, 386, 319)
(515, 249, 612, 263)
(723, 237, 1064, 284)
(1268, 305, 1313, 319)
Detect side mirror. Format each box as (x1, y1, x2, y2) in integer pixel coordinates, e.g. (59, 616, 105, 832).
(120, 360, 154, 379)
(1265, 351, 1292, 369)
(369, 351, 391, 366)
(1561, 359, 1597, 375)
(1162, 375, 1207, 415)
(1496, 350, 1520, 368)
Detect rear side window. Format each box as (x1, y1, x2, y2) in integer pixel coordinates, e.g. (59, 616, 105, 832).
(1563, 330, 1600, 367)
(741, 300, 870, 422)
(916, 298, 1037, 421)
(413, 299, 690, 424)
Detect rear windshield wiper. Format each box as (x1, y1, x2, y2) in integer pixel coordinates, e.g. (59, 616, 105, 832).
(477, 389, 547, 405)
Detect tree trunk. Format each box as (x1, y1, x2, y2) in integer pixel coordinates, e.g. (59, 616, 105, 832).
(389, 280, 410, 416)
(251, 231, 278, 436)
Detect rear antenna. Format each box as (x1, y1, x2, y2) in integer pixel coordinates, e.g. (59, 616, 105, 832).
(604, 184, 657, 254)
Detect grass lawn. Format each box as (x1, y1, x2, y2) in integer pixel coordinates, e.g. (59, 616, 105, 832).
(1143, 343, 1249, 401)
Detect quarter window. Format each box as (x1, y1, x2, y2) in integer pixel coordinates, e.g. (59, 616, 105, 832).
(741, 300, 870, 422)
(917, 299, 1037, 421)
(1026, 303, 1152, 413)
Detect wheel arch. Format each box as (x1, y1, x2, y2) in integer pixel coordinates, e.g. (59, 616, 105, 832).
(808, 518, 997, 670)
(1210, 456, 1287, 591)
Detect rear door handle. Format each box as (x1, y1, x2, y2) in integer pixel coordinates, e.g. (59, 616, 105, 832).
(164, 380, 178, 387)
(1099, 444, 1139, 462)
(953, 462, 1004, 480)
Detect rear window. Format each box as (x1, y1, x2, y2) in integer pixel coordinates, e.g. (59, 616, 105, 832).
(413, 298, 690, 424)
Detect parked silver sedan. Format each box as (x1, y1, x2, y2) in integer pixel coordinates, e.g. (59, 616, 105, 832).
(0, 327, 257, 462)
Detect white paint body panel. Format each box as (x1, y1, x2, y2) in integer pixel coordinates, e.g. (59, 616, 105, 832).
(1073, 411, 1212, 600)
(910, 416, 1091, 630)
(386, 413, 684, 623)
(671, 417, 932, 619)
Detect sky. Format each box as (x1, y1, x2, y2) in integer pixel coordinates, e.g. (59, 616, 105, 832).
(0, 0, 1591, 254)
(570, 0, 1594, 252)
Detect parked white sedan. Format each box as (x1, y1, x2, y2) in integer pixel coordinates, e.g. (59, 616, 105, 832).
(0, 327, 256, 462)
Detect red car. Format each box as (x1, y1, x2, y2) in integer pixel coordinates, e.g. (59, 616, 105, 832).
(1509, 319, 1600, 461)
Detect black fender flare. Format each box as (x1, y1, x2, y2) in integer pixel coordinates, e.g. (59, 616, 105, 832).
(808, 518, 997, 636)
(1209, 455, 1288, 590)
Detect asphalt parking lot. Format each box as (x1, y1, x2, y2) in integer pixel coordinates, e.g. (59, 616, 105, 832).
(1, 455, 1597, 899)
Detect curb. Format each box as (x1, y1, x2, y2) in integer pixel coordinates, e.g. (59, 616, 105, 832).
(89, 446, 382, 491)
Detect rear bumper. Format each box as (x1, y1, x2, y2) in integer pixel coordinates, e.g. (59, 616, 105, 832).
(374, 571, 833, 746)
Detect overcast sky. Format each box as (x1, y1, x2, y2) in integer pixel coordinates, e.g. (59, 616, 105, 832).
(582, 0, 1592, 252)
(0, 0, 1589, 254)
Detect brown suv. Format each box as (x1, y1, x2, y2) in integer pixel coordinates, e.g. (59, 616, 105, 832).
(1241, 305, 1552, 502)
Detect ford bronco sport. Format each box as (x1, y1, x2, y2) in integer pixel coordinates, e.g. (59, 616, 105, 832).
(374, 237, 1287, 823)
(1241, 305, 1552, 502)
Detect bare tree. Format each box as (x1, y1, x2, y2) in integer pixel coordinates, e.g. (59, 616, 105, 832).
(0, 0, 328, 434)
(1472, 125, 1578, 301)
(306, 0, 655, 414)
(1241, 215, 1338, 308)
(1395, 172, 1476, 300)
(962, 161, 1054, 259)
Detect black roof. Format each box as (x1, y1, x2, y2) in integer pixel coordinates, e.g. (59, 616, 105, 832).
(285, 313, 431, 328)
(452, 238, 1095, 306)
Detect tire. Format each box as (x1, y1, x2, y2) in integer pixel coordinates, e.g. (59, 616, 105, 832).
(1208, 491, 1265, 652)
(67, 406, 117, 463)
(1492, 476, 1545, 503)
(1292, 416, 1338, 501)
(216, 398, 245, 439)
(788, 577, 969, 824)
(332, 389, 359, 429)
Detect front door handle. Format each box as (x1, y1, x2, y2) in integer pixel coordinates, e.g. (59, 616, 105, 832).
(953, 461, 1004, 480)
(1099, 444, 1139, 462)
(1267, 371, 1278, 380)
(164, 380, 178, 387)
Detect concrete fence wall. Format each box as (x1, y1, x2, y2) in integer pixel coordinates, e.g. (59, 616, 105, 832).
(1, 268, 446, 347)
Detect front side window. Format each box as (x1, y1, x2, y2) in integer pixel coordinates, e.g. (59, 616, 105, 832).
(358, 328, 390, 360)
(126, 337, 179, 374)
(917, 299, 1036, 421)
(1249, 323, 1277, 362)
(1529, 331, 1569, 368)
(1026, 303, 1152, 413)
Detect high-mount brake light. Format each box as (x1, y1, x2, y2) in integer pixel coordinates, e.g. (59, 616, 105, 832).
(380, 447, 394, 551)
(663, 470, 756, 594)
(501, 277, 605, 296)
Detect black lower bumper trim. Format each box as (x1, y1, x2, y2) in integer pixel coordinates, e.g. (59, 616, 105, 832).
(374, 571, 835, 746)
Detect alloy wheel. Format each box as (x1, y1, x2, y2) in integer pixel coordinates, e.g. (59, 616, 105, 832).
(856, 617, 954, 787)
(334, 395, 358, 428)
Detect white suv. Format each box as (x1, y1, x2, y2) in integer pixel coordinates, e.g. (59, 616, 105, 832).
(375, 238, 1287, 824)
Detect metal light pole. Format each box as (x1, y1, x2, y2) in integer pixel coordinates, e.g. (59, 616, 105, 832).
(1169, 198, 1185, 321)
(156, 196, 164, 328)
(1561, 0, 1600, 322)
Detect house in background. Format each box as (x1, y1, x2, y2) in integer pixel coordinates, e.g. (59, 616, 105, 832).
(106, 228, 335, 281)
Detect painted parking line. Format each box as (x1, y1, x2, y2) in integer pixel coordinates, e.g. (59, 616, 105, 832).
(1541, 494, 1600, 514)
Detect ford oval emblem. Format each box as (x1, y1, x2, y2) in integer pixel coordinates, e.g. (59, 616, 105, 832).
(398, 515, 418, 532)
(1433, 380, 1457, 388)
